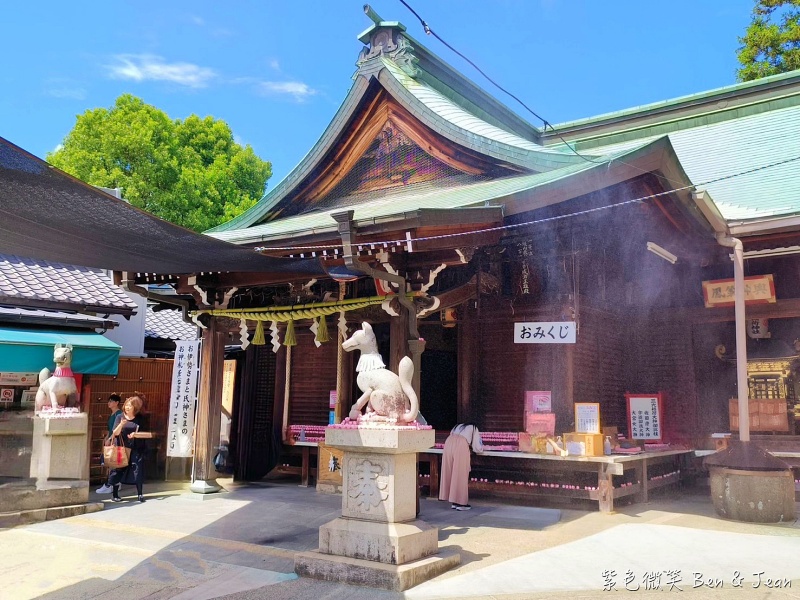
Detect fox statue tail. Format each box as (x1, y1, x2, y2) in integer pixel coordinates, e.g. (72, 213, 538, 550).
(398, 356, 419, 423)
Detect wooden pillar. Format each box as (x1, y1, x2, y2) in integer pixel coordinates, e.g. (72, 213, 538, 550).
(389, 308, 411, 373)
(458, 306, 476, 424)
(191, 317, 226, 494)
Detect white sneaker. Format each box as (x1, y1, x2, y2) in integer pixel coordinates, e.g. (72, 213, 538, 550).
(96, 484, 113, 494)
(455, 504, 472, 511)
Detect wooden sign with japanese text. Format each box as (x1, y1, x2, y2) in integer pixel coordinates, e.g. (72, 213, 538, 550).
(574, 402, 601, 434)
(702, 274, 775, 308)
(626, 393, 663, 441)
(514, 322, 576, 344)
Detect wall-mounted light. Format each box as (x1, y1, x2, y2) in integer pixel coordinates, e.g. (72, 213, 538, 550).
(646, 242, 678, 264)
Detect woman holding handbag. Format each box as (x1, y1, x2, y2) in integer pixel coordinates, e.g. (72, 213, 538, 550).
(98, 393, 148, 503)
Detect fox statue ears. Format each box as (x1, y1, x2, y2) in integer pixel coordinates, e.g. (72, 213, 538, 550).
(54, 343, 73, 350)
(361, 322, 373, 336)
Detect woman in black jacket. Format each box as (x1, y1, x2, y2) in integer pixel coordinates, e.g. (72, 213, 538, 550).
(105, 393, 148, 503)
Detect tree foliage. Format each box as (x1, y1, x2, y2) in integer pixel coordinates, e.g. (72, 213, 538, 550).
(737, 0, 800, 81)
(47, 94, 271, 232)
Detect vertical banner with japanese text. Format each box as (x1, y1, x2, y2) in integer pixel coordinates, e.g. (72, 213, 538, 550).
(167, 340, 200, 457)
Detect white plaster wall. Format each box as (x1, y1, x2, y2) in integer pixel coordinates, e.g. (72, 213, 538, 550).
(102, 273, 147, 357)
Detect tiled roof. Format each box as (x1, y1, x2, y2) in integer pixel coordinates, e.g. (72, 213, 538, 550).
(145, 306, 198, 340)
(0, 306, 118, 328)
(586, 104, 800, 221)
(0, 254, 137, 313)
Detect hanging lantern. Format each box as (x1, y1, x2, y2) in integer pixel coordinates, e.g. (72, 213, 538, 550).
(441, 307, 458, 328)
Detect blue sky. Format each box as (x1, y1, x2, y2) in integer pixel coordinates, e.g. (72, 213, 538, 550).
(2, 1, 754, 186)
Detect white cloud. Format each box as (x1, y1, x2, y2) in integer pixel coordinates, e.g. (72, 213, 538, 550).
(107, 54, 216, 88)
(190, 15, 205, 26)
(258, 81, 317, 101)
(269, 58, 280, 71)
(44, 79, 86, 100)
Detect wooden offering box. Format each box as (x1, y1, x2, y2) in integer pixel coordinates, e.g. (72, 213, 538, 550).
(564, 432, 604, 456)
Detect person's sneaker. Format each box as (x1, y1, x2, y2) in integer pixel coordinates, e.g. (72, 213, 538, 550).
(451, 503, 458, 509)
(455, 504, 472, 511)
(95, 484, 113, 494)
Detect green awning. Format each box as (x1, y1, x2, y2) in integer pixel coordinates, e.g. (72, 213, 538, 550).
(0, 327, 121, 375)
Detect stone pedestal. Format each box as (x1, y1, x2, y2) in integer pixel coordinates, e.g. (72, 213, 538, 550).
(30, 414, 89, 482)
(0, 414, 99, 525)
(295, 427, 459, 591)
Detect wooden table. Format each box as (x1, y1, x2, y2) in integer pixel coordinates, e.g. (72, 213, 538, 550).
(278, 441, 319, 487)
(283, 442, 438, 491)
(421, 448, 693, 513)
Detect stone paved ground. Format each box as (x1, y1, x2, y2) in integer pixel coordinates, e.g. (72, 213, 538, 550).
(2, 478, 799, 600)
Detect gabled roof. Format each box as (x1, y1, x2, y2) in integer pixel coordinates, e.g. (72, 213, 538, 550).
(210, 12, 800, 244)
(207, 19, 588, 234)
(0, 253, 137, 315)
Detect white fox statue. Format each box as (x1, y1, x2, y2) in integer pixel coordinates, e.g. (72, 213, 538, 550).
(35, 343, 79, 411)
(342, 322, 419, 424)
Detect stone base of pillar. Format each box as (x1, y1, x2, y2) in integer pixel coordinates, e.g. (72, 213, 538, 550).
(190, 479, 221, 494)
(295, 546, 460, 592)
(319, 517, 437, 564)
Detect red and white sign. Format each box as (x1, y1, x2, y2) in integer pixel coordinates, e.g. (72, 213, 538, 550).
(0, 388, 14, 403)
(0, 372, 38, 386)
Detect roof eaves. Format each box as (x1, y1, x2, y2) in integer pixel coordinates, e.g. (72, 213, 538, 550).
(552, 70, 800, 131)
(548, 71, 800, 149)
(728, 213, 800, 237)
(206, 76, 373, 233)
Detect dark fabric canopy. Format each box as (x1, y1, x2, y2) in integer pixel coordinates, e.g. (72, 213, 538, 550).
(0, 137, 325, 277)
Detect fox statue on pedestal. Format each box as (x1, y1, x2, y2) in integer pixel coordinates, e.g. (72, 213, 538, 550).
(35, 344, 79, 411)
(342, 322, 419, 424)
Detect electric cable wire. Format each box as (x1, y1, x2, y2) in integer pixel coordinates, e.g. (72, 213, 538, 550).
(394, 0, 707, 191)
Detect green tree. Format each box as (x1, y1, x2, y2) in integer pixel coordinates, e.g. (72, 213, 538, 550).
(47, 94, 271, 232)
(737, 0, 800, 81)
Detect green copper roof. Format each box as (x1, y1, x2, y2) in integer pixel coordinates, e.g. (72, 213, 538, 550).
(587, 104, 800, 222)
(208, 15, 800, 241)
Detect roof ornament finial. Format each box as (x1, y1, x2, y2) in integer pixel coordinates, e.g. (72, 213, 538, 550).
(357, 5, 415, 75)
(364, 4, 383, 25)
